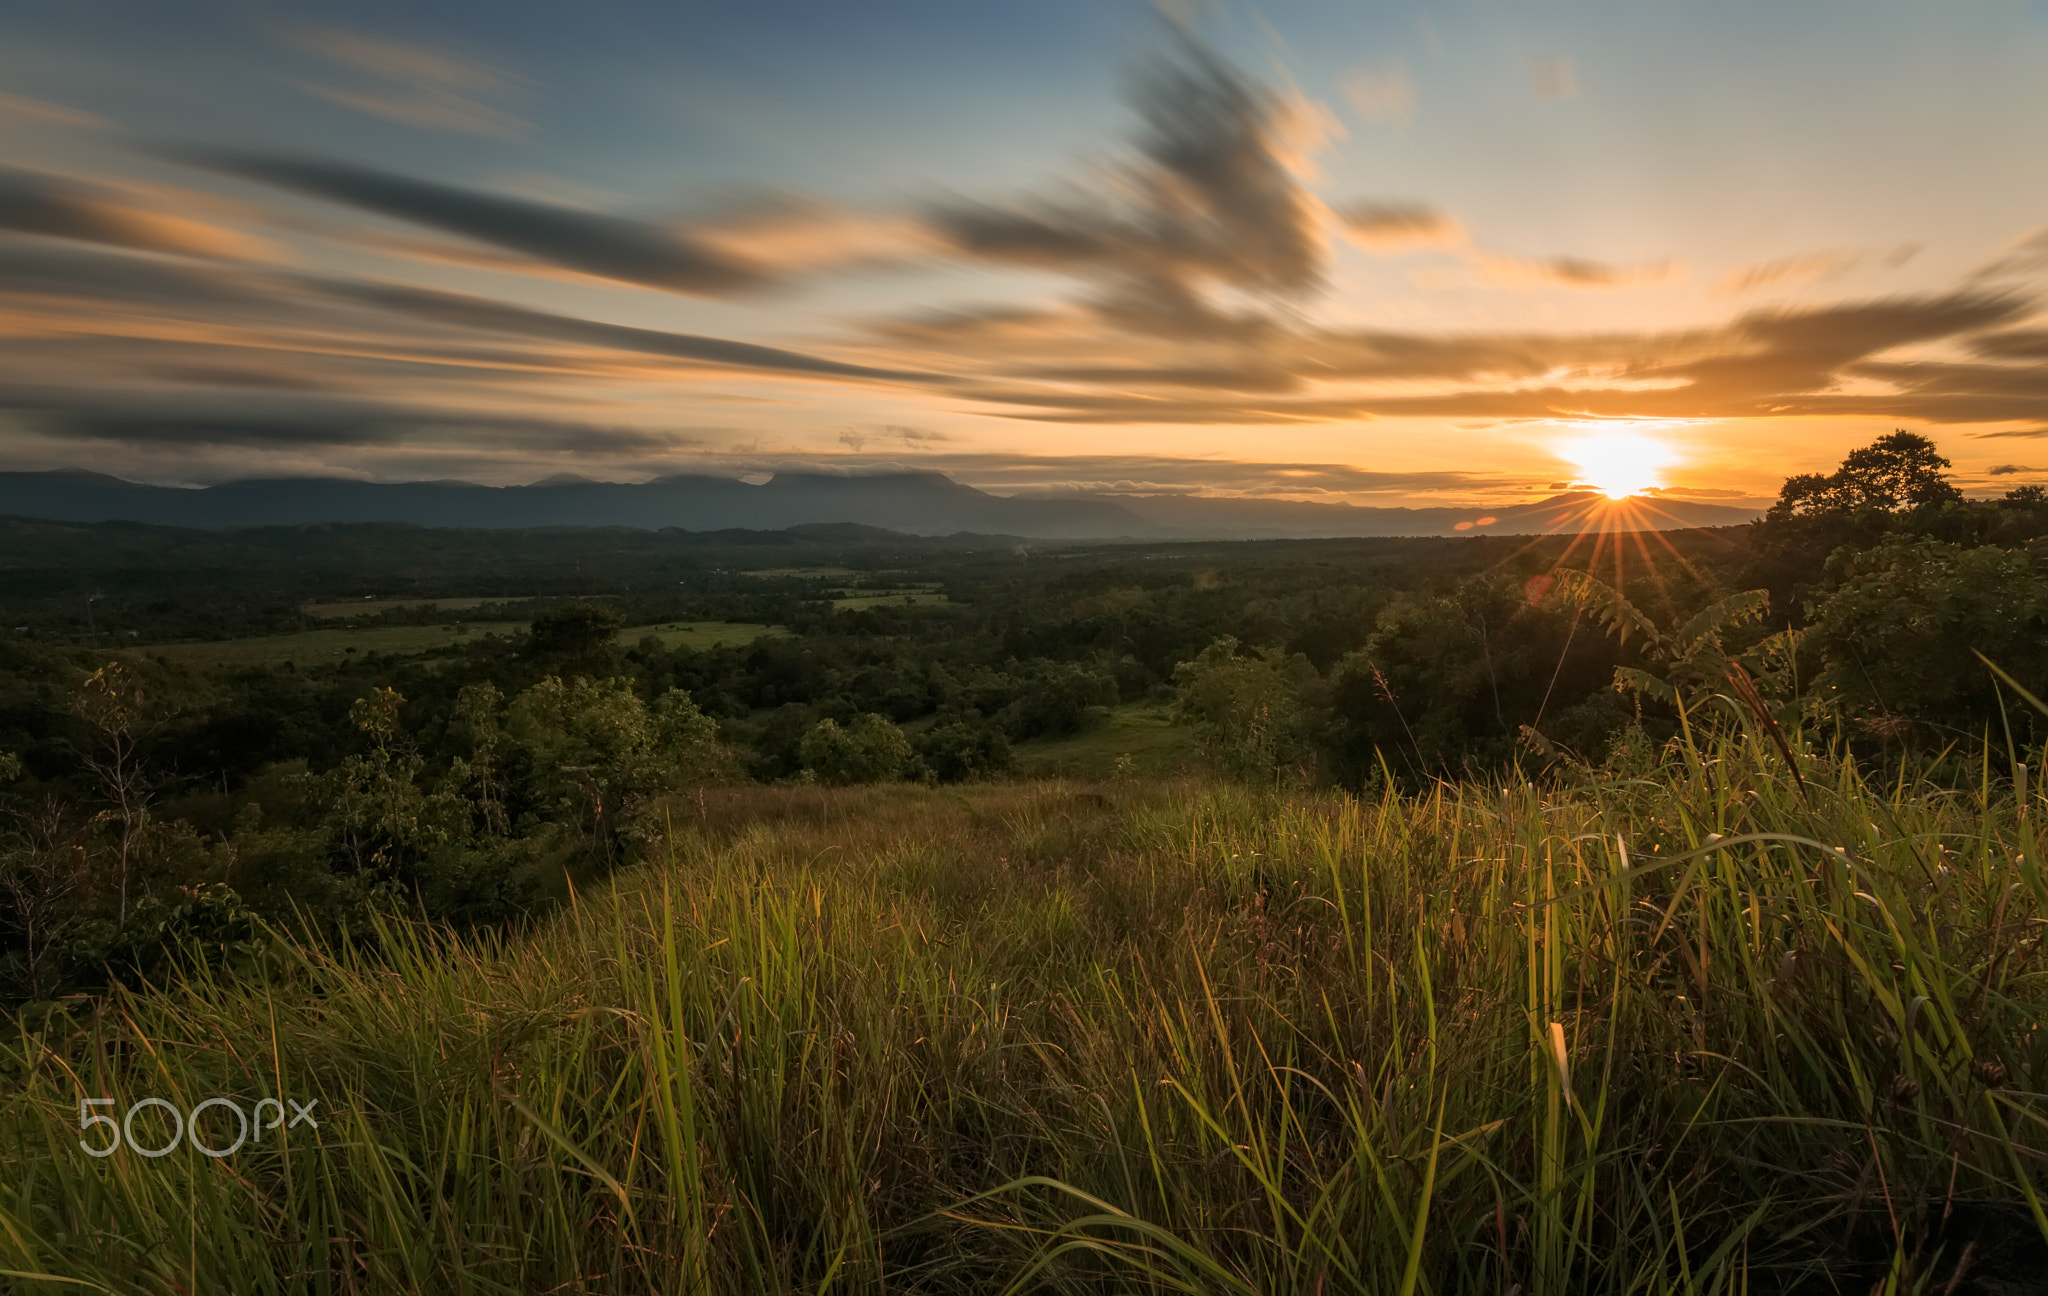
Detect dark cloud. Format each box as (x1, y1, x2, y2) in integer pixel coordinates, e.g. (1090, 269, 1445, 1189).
(1971, 330, 2048, 361)
(1337, 202, 1461, 249)
(0, 164, 268, 259)
(0, 231, 942, 393)
(927, 33, 1331, 336)
(182, 151, 774, 295)
(6, 386, 684, 454)
(0, 238, 281, 310)
(324, 281, 943, 383)
(1988, 464, 2044, 475)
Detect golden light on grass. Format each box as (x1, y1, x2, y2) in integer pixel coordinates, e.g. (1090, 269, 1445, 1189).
(1559, 431, 1675, 499)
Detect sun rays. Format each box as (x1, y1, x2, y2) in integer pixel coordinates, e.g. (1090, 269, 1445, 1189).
(1558, 432, 1676, 500)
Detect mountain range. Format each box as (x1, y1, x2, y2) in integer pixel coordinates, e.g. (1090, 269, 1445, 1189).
(0, 468, 1762, 539)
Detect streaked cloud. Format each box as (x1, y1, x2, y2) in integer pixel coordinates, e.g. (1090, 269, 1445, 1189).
(285, 27, 529, 137)
(182, 151, 776, 295)
(0, 165, 273, 260)
(928, 34, 1335, 337)
(1973, 227, 2048, 281)
(1717, 244, 1920, 295)
(1341, 63, 1415, 126)
(318, 280, 943, 383)
(1469, 252, 1680, 290)
(1337, 202, 1462, 250)
(732, 452, 1515, 499)
(0, 91, 106, 130)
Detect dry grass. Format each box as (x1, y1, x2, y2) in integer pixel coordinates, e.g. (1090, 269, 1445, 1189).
(2, 734, 2045, 1293)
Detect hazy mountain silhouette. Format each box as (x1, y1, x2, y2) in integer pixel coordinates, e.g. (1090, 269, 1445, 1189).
(0, 468, 1759, 538)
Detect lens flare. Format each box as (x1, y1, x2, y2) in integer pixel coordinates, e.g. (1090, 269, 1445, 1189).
(1560, 433, 1674, 499)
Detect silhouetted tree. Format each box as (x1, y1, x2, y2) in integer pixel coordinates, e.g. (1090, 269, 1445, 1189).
(1768, 430, 1961, 519)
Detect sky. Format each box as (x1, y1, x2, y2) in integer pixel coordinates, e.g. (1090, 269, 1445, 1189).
(0, 0, 2045, 507)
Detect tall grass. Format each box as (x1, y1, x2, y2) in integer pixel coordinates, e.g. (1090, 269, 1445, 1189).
(2, 733, 2044, 1293)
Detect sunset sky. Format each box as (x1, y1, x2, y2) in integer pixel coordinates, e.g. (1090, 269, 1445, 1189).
(1, 0, 2045, 506)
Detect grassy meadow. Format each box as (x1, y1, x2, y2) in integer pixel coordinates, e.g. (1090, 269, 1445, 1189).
(3, 730, 2044, 1293)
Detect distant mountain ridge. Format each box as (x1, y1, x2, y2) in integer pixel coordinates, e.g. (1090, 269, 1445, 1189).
(0, 468, 1761, 538)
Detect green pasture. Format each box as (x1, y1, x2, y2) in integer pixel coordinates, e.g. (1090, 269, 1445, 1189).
(830, 589, 952, 610)
(1012, 700, 1198, 779)
(301, 597, 530, 619)
(148, 621, 782, 669)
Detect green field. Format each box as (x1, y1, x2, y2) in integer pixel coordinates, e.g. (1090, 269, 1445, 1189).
(301, 597, 534, 619)
(617, 622, 788, 651)
(830, 590, 953, 610)
(1012, 700, 1198, 778)
(738, 566, 857, 578)
(148, 620, 782, 669)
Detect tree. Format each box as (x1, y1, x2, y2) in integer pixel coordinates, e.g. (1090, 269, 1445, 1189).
(447, 683, 510, 837)
(0, 794, 89, 1001)
(1768, 430, 1962, 520)
(800, 714, 914, 785)
(914, 717, 1012, 782)
(73, 662, 175, 926)
(510, 676, 725, 864)
(527, 603, 623, 671)
(1173, 636, 1322, 780)
(308, 686, 456, 881)
(1805, 536, 2048, 735)
(1324, 574, 1606, 775)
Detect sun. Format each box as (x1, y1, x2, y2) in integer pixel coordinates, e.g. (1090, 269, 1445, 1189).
(1560, 433, 1674, 500)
